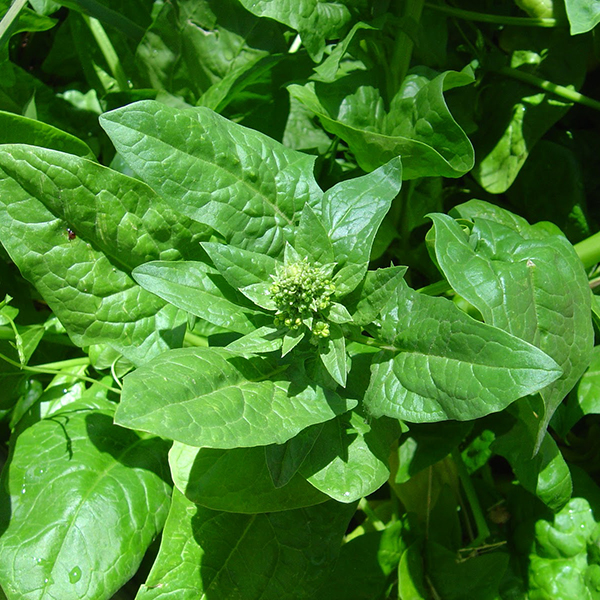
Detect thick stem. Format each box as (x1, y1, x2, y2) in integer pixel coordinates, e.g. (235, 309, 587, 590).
(575, 231, 600, 269)
(0, 0, 28, 49)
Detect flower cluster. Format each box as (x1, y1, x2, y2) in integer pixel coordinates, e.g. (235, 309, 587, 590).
(269, 258, 335, 338)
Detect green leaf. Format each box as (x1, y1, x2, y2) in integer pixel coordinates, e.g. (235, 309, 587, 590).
(565, 0, 600, 34)
(364, 279, 562, 422)
(318, 157, 402, 295)
(265, 423, 323, 488)
(0, 145, 206, 365)
(299, 409, 402, 502)
(295, 203, 334, 265)
(430, 206, 593, 447)
(169, 442, 328, 513)
(426, 542, 509, 600)
(100, 100, 323, 256)
(472, 30, 588, 193)
(344, 266, 408, 326)
(289, 68, 474, 178)
(132, 261, 268, 335)
(137, 488, 355, 599)
(492, 397, 572, 512)
(202, 242, 279, 290)
(226, 325, 283, 354)
(0, 110, 94, 158)
(238, 0, 356, 61)
(0, 401, 171, 600)
(135, 0, 287, 106)
(116, 347, 356, 449)
(319, 324, 348, 387)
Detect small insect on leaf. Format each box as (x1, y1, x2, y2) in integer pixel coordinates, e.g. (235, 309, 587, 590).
(67, 228, 76, 241)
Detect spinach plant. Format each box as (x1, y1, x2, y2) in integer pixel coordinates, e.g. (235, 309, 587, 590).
(0, 1, 599, 599)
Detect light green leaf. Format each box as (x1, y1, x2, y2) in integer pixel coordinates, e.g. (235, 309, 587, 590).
(116, 347, 356, 449)
(328, 303, 353, 324)
(430, 206, 593, 447)
(295, 203, 334, 266)
(100, 100, 323, 256)
(238, 0, 356, 61)
(364, 279, 562, 422)
(289, 68, 474, 178)
(226, 325, 283, 354)
(319, 324, 348, 387)
(565, 0, 600, 34)
(281, 327, 305, 357)
(137, 488, 354, 599)
(0, 145, 205, 365)
(0, 401, 171, 600)
(169, 442, 327, 513)
(299, 410, 402, 502)
(265, 423, 323, 488)
(132, 260, 268, 335)
(318, 157, 402, 295)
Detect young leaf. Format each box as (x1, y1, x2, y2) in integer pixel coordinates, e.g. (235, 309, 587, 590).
(565, 0, 600, 34)
(169, 442, 327, 513)
(318, 157, 402, 295)
(0, 401, 171, 600)
(226, 325, 283, 354)
(430, 207, 593, 448)
(364, 279, 562, 422)
(295, 203, 334, 265)
(100, 100, 323, 257)
(116, 347, 356, 449)
(133, 260, 268, 335)
(137, 489, 355, 599)
(318, 324, 348, 387)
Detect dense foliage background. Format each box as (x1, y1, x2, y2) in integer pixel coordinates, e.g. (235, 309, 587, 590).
(1, 1, 600, 599)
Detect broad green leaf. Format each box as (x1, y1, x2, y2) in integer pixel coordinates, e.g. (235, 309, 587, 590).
(137, 488, 354, 599)
(344, 266, 408, 326)
(0, 400, 171, 600)
(398, 541, 428, 600)
(169, 442, 328, 513)
(492, 397, 572, 512)
(135, 0, 287, 106)
(265, 424, 322, 488)
(132, 261, 268, 335)
(0, 110, 93, 158)
(116, 347, 356, 449)
(238, 0, 357, 61)
(430, 207, 593, 446)
(318, 324, 348, 387)
(281, 327, 305, 357)
(565, 0, 600, 33)
(299, 409, 401, 502)
(100, 100, 323, 256)
(472, 30, 588, 193)
(0, 145, 207, 365)
(364, 279, 562, 422)
(318, 157, 402, 295)
(289, 68, 474, 178)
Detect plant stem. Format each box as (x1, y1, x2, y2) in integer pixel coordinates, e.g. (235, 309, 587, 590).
(575, 231, 600, 269)
(184, 331, 209, 347)
(424, 2, 558, 27)
(497, 66, 600, 112)
(451, 449, 490, 547)
(0, 351, 120, 393)
(417, 280, 452, 296)
(0, 0, 28, 49)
